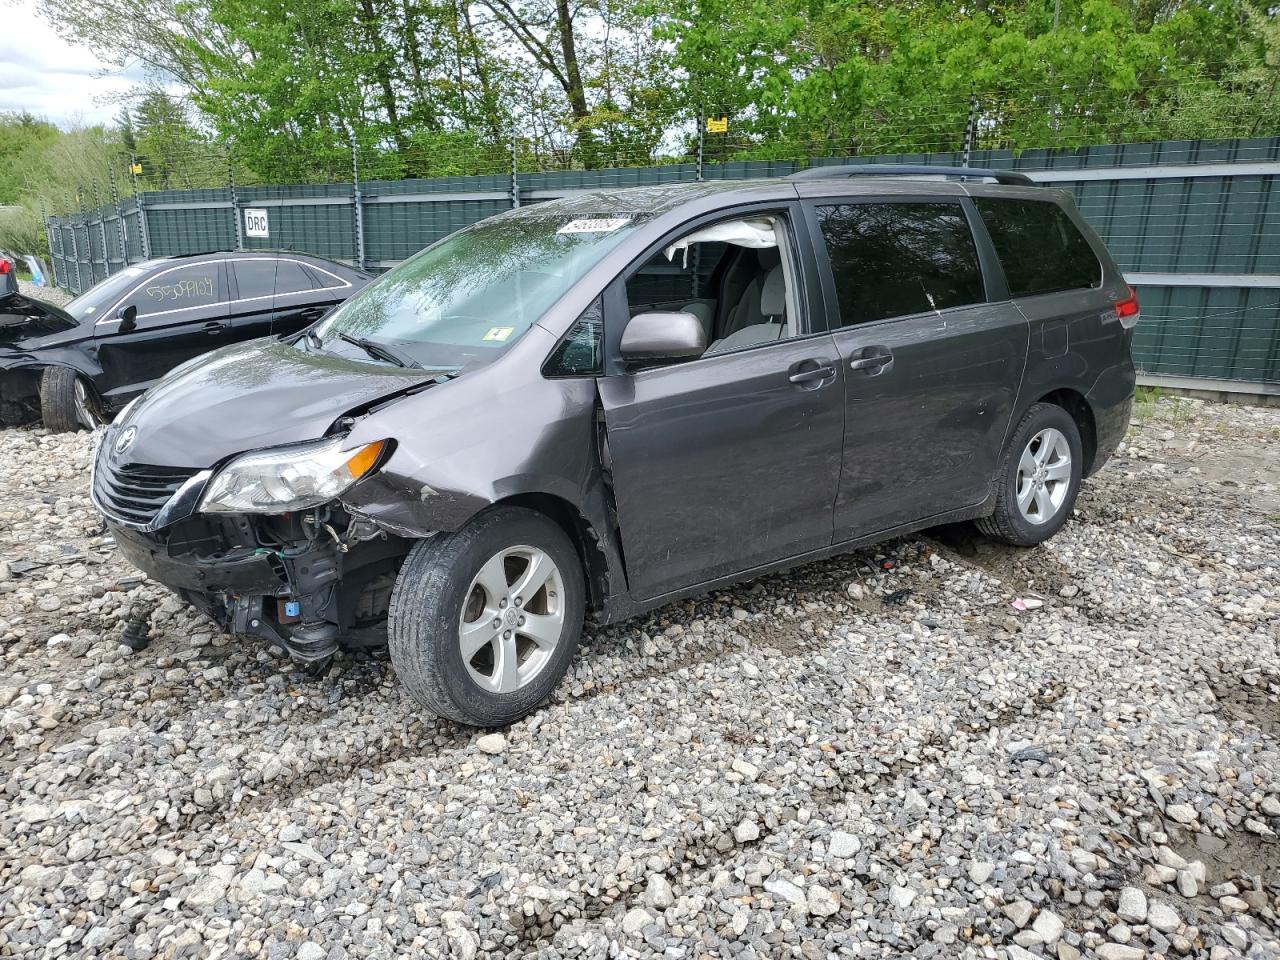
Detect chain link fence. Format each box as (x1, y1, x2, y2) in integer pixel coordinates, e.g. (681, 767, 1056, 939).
(41, 95, 1280, 393)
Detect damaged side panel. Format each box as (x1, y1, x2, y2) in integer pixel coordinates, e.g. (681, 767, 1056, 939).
(339, 326, 629, 611)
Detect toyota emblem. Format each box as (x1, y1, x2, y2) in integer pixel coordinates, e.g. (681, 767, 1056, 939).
(113, 426, 137, 456)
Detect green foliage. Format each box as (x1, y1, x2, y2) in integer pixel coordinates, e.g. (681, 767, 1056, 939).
(19, 0, 1280, 194)
(653, 0, 1276, 158)
(0, 114, 60, 205)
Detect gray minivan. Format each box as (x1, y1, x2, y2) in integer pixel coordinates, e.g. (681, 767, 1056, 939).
(91, 166, 1137, 726)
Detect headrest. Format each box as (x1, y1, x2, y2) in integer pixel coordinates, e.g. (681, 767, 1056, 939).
(760, 265, 786, 317)
(756, 247, 781, 269)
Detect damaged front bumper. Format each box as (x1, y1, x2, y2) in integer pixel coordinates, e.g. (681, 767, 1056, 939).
(106, 512, 409, 663)
(91, 429, 414, 663)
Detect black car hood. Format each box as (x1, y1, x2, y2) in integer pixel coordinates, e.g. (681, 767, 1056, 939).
(118, 338, 435, 467)
(0, 293, 87, 348)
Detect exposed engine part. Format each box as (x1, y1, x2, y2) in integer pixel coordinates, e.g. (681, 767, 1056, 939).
(119, 612, 152, 651)
(284, 621, 342, 664)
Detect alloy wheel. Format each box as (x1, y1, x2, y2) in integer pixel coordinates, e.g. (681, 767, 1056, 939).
(73, 379, 96, 430)
(1015, 427, 1072, 525)
(457, 544, 566, 694)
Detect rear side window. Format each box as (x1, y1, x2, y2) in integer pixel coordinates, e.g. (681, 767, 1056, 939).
(975, 198, 1101, 297)
(235, 259, 315, 299)
(815, 202, 984, 326)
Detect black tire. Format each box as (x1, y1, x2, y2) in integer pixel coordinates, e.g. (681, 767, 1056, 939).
(975, 402, 1083, 547)
(39, 366, 94, 432)
(388, 506, 584, 727)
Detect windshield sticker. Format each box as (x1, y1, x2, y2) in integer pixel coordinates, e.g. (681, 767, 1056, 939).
(557, 217, 631, 235)
(482, 326, 515, 342)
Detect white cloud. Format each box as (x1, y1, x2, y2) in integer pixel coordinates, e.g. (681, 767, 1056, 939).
(0, 0, 160, 127)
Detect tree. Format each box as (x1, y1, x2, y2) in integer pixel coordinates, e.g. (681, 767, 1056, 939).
(0, 114, 60, 205)
(133, 91, 210, 188)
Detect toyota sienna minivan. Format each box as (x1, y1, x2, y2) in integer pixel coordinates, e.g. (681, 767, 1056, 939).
(91, 166, 1137, 726)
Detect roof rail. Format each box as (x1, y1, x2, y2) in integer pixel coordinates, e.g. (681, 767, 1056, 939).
(788, 164, 1036, 187)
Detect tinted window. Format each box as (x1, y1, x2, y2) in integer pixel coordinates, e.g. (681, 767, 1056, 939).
(235, 259, 315, 299)
(975, 198, 1101, 297)
(544, 298, 602, 377)
(133, 263, 223, 317)
(816, 202, 984, 326)
(309, 265, 349, 290)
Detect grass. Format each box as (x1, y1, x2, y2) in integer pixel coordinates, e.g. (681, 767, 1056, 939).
(1133, 385, 1195, 427)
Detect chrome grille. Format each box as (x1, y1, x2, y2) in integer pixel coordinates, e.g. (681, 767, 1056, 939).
(93, 456, 200, 527)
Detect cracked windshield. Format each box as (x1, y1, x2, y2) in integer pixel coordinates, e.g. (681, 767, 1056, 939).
(314, 213, 648, 372)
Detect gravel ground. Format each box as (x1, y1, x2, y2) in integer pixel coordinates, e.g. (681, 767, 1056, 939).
(0, 395, 1277, 960)
(17, 280, 72, 307)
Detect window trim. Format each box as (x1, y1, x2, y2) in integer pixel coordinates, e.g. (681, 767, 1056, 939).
(94, 259, 229, 325)
(800, 195, 993, 331)
(95, 257, 352, 326)
(599, 200, 826, 377)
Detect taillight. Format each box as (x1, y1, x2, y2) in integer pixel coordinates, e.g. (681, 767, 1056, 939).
(0, 260, 9, 274)
(1113, 286, 1139, 329)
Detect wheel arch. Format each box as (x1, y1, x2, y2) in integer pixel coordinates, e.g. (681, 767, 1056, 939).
(494, 492, 612, 617)
(1034, 387, 1097, 474)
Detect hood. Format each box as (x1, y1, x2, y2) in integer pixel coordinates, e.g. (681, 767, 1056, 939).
(0, 293, 86, 348)
(118, 338, 435, 467)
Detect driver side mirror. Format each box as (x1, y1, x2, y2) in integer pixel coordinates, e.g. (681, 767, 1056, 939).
(620, 311, 707, 363)
(116, 304, 138, 333)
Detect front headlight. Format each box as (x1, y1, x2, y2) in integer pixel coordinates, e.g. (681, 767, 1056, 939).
(199, 436, 387, 514)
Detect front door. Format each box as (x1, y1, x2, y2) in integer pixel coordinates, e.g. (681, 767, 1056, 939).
(94, 260, 232, 402)
(598, 206, 845, 601)
(804, 198, 1029, 539)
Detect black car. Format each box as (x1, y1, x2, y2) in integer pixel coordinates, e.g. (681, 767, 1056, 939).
(0, 252, 371, 431)
(94, 167, 1136, 726)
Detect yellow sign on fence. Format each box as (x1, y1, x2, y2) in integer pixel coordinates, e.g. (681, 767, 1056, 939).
(130, 163, 143, 175)
(706, 116, 728, 134)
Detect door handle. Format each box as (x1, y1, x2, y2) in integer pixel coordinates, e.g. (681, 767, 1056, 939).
(787, 360, 836, 385)
(201, 321, 226, 335)
(849, 347, 893, 374)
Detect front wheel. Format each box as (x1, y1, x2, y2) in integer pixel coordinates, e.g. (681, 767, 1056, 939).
(39, 366, 99, 432)
(388, 506, 584, 726)
(976, 403, 1083, 547)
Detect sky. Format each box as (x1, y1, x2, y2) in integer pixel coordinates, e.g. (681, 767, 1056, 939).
(0, 0, 155, 127)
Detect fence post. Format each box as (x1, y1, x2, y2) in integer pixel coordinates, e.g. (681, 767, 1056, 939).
(962, 94, 978, 167)
(39, 199, 59, 290)
(65, 194, 83, 294)
(93, 181, 110, 281)
(110, 173, 129, 267)
(131, 158, 151, 261)
(697, 110, 705, 182)
(229, 161, 244, 251)
(510, 133, 521, 208)
(348, 135, 363, 272)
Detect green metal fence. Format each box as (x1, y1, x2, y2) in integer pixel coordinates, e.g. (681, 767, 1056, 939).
(45, 137, 1280, 390)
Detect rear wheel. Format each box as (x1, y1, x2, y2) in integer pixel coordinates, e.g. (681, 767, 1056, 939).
(388, 506, 584, 726)
(39, 366, 98, 432)
(976, 402, 1083, 547)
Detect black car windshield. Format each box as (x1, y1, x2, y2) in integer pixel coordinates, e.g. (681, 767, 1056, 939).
(64, 261, 164, 322)
(314, 213, 649, 371)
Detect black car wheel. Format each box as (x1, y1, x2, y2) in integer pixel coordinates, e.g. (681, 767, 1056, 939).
(388, 506, 584, 727)
(976, 402, 1083, 547)
(39, 366, 99, 433)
